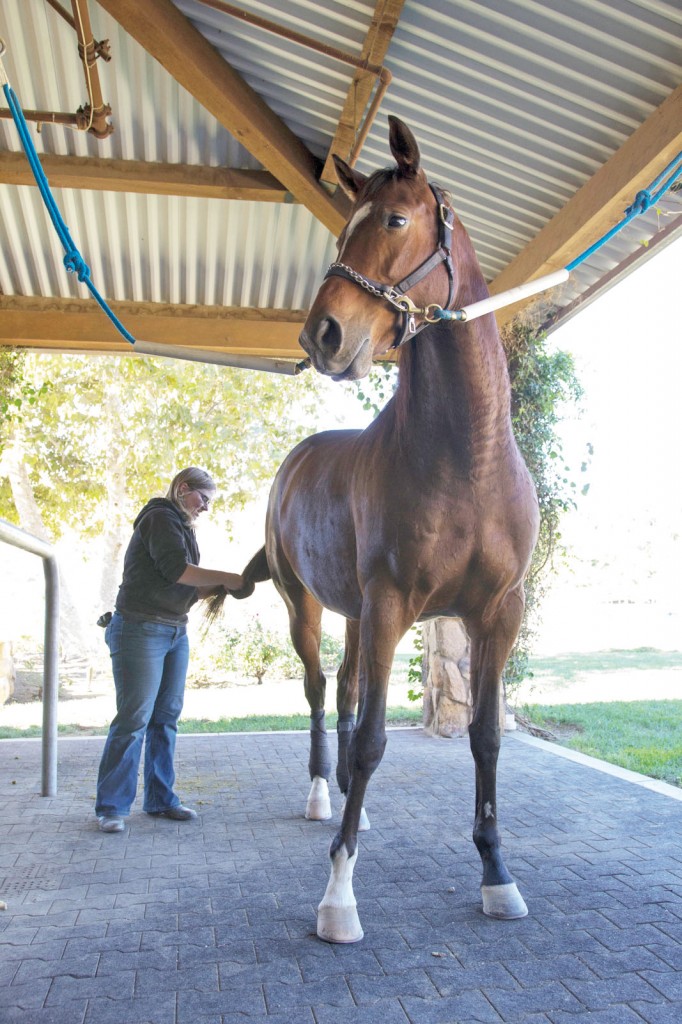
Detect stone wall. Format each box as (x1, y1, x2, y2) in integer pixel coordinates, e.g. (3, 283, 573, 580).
(422, 618, 506, 737)
(422, 618, 472, 737)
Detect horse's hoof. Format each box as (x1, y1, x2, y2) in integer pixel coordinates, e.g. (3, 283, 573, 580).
(305, 777, 332, 820)
(481, 882, 528, 919)
(317, 904, 364, 943)
(306, 800, 332, 820)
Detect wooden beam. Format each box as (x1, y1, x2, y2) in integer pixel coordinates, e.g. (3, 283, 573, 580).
(320, 0, 405, 183)
(492, 82, 682, 326)
(0, 295, 307, 358)
(96, 0, 348, 234)
(0, 152, 294, 202)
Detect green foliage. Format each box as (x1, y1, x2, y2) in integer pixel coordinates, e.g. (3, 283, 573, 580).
(521, 700, 682, 787)
(407, 624, 424, 702)
(502, 322, 589, 696)
(0, 351, 321, 538)
(0, 349, 50, 458)
(352, 362, 398, 417)
(226, 618, 286, 684)
(318, 631, 346, 671)
(206, 617, 346, 684)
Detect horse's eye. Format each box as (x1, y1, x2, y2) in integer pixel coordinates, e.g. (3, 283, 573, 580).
(387, 214, 407, 229)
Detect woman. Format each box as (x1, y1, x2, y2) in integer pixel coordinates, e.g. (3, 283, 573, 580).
(95, 467, 242, 833)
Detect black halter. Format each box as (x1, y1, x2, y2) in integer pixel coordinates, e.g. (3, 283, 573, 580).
(323, 184, 456, 349)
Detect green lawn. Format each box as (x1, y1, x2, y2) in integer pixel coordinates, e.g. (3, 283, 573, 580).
(520, 699, 682, 787)
(3, 649, 680, 792)
(528, 647, 682, 682)
(0, 705, 422, 740)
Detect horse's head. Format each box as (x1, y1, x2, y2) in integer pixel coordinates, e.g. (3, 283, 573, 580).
(300, 117, 458, 381)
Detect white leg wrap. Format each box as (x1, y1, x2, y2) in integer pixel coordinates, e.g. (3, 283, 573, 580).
(481, 882, 528, 919)
(305, 776, 332, 820)
(317, 846, 363, 943)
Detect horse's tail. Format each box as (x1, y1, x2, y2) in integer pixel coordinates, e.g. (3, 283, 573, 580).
(202, 546, 271, 626)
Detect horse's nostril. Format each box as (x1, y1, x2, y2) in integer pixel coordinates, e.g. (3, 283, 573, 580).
(315, 317, 342, 355)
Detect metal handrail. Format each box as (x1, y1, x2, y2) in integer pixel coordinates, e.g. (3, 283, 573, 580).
(0, 518, 59, 795)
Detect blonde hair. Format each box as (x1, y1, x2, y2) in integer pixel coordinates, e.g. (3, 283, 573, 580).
(166, 467, 216, 524)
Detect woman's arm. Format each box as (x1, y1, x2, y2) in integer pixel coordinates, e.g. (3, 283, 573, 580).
(176, 564, 244, 592)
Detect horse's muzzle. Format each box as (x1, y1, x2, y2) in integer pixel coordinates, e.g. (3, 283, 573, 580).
(311, 316, 343, 356)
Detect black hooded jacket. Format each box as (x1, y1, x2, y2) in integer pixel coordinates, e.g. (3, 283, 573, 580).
(115, 498, 200, 625)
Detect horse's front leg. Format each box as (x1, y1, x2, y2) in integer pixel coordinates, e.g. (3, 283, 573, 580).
(284, 587, 332, 820)
(317, 585, 408, 943)
(467, 587, 528, 920)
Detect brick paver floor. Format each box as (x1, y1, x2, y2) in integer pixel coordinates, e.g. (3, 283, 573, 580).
(1, 729, 681, 1024)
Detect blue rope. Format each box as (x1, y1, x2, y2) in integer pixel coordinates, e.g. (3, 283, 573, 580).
(429, 148, 682, 322)
(566, 150, 682, 272)
(2, 80, 136, 345)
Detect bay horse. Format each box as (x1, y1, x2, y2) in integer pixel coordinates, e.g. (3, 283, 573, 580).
(216, 117, 539, 943)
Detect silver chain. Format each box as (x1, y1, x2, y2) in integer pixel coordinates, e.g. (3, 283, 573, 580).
(326, 263, 407, 311)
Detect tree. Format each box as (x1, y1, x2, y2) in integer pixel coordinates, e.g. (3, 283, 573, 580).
(0, 350, 322, 656)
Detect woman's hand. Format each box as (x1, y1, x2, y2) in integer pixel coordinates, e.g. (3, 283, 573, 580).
(223, 573, 243, 592)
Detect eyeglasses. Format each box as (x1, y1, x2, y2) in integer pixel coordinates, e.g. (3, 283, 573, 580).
(194, 490, 213, 508)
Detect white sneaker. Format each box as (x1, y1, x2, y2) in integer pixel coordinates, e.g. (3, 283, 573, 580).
(98, 815, 125, 833)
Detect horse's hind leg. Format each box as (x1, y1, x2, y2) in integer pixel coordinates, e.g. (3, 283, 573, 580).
(336, 620, 369, 831)
(467, 586, 528, 920)
(284, 586, 332, 820)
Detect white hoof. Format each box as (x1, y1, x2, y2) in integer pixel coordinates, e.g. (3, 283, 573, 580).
(341, 800, 371, 831)
(481, 882, 528, 919)
(305, 776, 332, 820)
(317, 904, 364, 943)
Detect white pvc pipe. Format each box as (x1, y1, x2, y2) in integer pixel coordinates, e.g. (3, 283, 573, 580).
(458, 268, 570, 322)
(132, 339, 304, 375)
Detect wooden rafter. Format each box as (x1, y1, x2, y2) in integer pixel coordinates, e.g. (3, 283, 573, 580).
(320, 0, 405, 184)
(0, 295, 307, 359)
(96, 0, 349, 233)
(1, 152, 293, 202)
(493, 82, 682, 327)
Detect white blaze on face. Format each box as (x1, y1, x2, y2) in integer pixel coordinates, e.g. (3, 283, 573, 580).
(338, 202, 373, 261)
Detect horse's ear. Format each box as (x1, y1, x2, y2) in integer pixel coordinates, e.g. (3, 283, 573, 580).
(333, 155, 368, 199)
(388, 116, 421, 177)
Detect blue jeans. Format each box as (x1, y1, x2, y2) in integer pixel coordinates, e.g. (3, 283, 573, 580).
(95, 612, 189, 817)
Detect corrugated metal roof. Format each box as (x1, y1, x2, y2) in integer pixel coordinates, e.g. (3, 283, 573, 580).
(0, 0, 680, 331)
(356, 0, 682, 305)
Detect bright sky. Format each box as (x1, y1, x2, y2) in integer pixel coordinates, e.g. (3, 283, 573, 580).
(550, 238, 681, 565)
(538, 237, 682, 650)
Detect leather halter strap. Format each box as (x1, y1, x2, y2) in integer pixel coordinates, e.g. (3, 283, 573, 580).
(323, 184, 456, 349)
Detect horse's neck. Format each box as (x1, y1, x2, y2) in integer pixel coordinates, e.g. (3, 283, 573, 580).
(395, 317, 514, 473)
